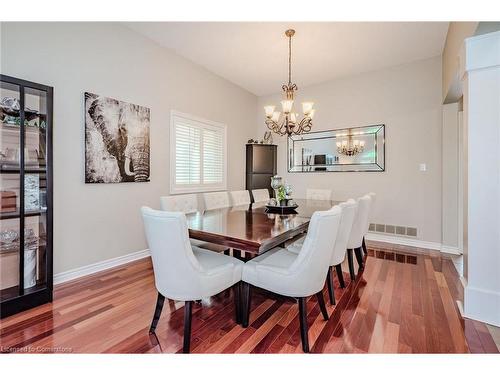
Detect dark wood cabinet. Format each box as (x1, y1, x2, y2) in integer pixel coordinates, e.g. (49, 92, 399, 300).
(0, 75, 53, 318)
(245, 144, 277, 200)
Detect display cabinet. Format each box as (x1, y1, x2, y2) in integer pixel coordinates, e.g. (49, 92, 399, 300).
(0, 74, 53, 318)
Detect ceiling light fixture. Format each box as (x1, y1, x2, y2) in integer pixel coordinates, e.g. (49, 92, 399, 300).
(264, 29, 314, 136)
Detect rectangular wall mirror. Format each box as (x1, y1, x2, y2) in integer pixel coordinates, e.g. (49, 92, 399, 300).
(287, 124, 385, 172)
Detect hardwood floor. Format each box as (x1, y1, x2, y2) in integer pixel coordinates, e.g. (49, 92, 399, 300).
(0, 241, 498, 354)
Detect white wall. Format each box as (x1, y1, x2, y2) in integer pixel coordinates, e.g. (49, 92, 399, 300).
(0, 22, 257, 274)
(257, 57, 443, 244)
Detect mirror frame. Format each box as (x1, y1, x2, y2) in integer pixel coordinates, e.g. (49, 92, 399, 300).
(287, 124, 385, 173)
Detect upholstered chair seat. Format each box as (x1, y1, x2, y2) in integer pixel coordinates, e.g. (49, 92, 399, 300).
(241, 207, 342, 352)
(142, 207, 244, 353)
(287, 199, 358, 303)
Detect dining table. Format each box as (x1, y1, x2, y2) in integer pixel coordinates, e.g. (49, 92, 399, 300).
(186, 199, 339, 258)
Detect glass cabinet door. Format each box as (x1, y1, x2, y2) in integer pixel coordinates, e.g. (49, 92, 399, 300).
(23, 86, 49, 293)
(0, 80, 22, 301)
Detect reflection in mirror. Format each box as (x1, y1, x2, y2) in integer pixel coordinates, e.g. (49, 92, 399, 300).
(287, 124, 385, 172)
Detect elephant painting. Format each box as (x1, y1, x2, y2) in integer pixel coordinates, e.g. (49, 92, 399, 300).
(84, 92, 150, 183)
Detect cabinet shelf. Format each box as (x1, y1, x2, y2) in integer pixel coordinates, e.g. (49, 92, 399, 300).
(0, 208, 47, 220)
(0, 167, 47, 174)
(0, 237, 47, 255)
(0, 122, 45, 134)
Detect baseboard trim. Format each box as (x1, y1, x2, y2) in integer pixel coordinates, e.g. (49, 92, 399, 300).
(54, 249, 151, 285)
(464, 285, 500, 327)
(366, 233, 461, 254)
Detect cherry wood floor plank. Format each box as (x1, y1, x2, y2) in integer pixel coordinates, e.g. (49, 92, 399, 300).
(2, 244, 496, 354)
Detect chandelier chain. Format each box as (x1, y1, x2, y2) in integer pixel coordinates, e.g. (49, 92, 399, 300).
(288, 33, 292, 86)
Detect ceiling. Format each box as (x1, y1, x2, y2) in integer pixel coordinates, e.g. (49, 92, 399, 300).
(125, 22, 449, 96)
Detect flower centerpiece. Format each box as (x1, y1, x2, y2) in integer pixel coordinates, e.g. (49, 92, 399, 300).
(277, 185, 287, 206)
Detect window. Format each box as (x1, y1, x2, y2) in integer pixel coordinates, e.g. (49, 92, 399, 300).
(170, 111, 227, 194)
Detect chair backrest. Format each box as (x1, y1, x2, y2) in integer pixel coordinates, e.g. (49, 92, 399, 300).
(229, 190, 251, 206)
(203, 191, 230, 210)
(347, 195, 372, 249)
(252, 189, 270, 203)
(306, 188, 332, 201)
(330, 199, 358, 266)
(141, 207, 203, 299)
(286, 206, 342, 296)
(160, 194, 198, 214)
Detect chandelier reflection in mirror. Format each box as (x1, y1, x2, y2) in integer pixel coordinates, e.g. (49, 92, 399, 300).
(336, 135, 365, 156)
(264, 29, 315, 136)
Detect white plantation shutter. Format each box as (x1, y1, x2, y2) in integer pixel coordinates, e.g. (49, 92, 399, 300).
(175, 123, 201, 185)
(203, 127, 224, 184)
(170, 111, 227, 193)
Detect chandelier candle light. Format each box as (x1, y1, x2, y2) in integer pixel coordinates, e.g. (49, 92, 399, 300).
(264, 29, 315, 136)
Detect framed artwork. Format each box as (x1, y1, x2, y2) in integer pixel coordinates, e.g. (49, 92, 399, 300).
(84, 92, 150, 183)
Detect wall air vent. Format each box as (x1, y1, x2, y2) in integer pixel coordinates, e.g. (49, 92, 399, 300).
(369, 223, 418, 238)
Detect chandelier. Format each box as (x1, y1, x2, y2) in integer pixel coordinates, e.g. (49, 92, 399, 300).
(264, 29, 315, 136)
(336, 136, 365, 156)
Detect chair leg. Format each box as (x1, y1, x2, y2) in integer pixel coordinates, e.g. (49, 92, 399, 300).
(362, 237, 367, 255)
(335, 264, 346, 289)
(298, 297, 310, 353)
(182, 301, 193, 353)
(241, 282, 252, 328)
(316, 291, 329, 320)
(149, 292, 165, 333)
(347, 248, 356, 281)
(326, 266, 336, 305)
(233, 282, 241, 324)
(354, 247, 364, 271)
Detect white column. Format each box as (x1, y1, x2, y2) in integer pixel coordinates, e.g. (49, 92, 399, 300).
(462, 31, 500, 326)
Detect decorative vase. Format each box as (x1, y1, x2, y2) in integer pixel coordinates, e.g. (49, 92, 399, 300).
(270, 175, 283, 200)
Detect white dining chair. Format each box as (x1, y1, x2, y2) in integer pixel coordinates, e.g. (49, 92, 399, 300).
(287, 199, 358, 304)
(203, 191, 230, 210)
(160, 194, 230, 255)
(229, 190, 251, 206)
(362, 192, 376, 255)
(306, 188, 332, 201)
(251, 189, 270, 203)
(325, 199, 357, 303)
(160, 194, 198, 214)
(240, 206, 342, 353)
(346, 195, 372, 281)
(141, 207, 244, 353)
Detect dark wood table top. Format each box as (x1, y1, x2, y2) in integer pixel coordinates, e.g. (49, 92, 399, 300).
(186, 199, 337, 254)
